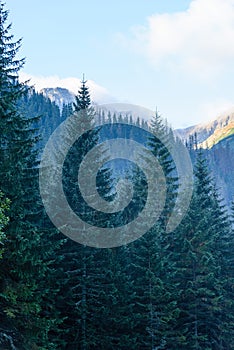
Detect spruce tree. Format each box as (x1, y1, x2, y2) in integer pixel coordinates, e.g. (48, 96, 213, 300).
(121, 112, 179, 349)
(0, 191, 10, 259)
(171, 151, 233, 349)
(0, 4, 64, 348)
(58, 78, 119, 348)
(148, 110, 178, 228)
(217, 200, 234, 349)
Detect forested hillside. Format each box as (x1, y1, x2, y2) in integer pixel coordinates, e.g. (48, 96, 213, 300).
(0, 3, 234, 349)
(41, 86, 234, 210)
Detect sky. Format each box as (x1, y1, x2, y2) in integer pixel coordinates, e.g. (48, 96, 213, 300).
(5, 0, 234, 128)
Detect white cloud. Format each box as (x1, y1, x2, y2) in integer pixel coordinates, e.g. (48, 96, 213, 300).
(19, 72, 116, 104)
(198, 98, 234, 122)
(119, 0, 234, 78)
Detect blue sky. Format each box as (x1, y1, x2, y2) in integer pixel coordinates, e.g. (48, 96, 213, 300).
(6, 0, 234, 128)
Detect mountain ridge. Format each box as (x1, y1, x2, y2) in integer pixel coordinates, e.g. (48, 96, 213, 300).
(41, 86, 234, 148)
(176, 109, 234, 146)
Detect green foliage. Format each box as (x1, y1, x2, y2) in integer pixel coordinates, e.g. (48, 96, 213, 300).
(0, 191, 10, 259)
(170, 151, 234, 349)
(73, 77, 91, 112)
(0, 3, 233, 348)
(0, 3, 64, 348)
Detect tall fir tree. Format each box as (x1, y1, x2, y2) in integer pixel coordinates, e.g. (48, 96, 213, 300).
(0, 191, 10, 259)
(58, 78, 122, 349)
(171, 151, 233, 349)
(121, 112, 180, 349)
(0, 4, 64, 348)
(148, 110, 178, 228)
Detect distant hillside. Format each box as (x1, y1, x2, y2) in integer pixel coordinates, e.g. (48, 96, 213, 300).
(176, 109, 234, 146)
(176, 109, 234, 209)
(201, 123, 234, 148)
(41, 86, 234, 146)
(207, 133, 234, 209)
(39, 86, 234, 209)
(40, 87, 75, 109)
(97, 103, 155, 123)
(41, 87, 156, 123)
(39, 78, 117, 108)
(40, 86, 234, 147)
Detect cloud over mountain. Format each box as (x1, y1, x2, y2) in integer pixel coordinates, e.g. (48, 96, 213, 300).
(19, 72, 117, 104)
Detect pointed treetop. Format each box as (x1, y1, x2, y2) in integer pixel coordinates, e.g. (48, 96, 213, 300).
(73, 75, 91, 112)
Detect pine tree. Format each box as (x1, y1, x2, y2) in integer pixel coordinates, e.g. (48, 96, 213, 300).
(148, 110, 178, 228)
(217, 200, 234, 349)
(58, 78, 121, 348)
(126, 224, 179, 349)
(18, 88, 62, 150)
(171, 151, 233, 349)
(73, 77, 91, 113)
(0, 191, 10, 259)
(119, 112, 180, 349)
(231, 200, 234, 226)
(61, 102, 73, 122)
(0, 4, 64, 348)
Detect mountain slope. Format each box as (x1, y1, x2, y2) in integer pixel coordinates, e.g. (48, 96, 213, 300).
(28, 87, 234, 209)
(40, 87, 156, 122)
(176, 109, 234, 145)
(41, 87, 75, 109)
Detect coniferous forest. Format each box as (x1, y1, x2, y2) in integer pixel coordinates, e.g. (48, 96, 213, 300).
(0, 3, 234, 349)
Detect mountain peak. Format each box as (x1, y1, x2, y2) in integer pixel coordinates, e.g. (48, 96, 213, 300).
(176, 108, 234, 146)
(19, 72, 117, 105)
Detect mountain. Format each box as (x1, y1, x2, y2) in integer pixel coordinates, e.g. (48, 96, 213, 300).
(40, 84, 234, 144)
(40, 87, 154, 120)
(22, 71, 234, 147)
(41, 87, 75, 109)
(42, 85, 234, 147)
(176, 109, 234, 209)
(96, 103, 155, 122)
(176, 108, 234, 146)
(39, 86, 234, 209)
(19, 73, 117, 107)
(40, 87, 157, 126)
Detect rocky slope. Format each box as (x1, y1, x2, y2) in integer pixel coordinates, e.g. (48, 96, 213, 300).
(176, 109, 234, 146)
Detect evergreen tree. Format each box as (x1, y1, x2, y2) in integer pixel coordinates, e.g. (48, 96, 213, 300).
(121, 113, 179, 349)
(217, 199, 234, 349)
(231, 200, 234, 226)
(171, 151, 233, 349)
(73, 76, 91, 113)
(0, 4, 64, 348)
(0, 191, 10, 259)
(18, 88, 61, 150)
(148, 110, 178, 228)
(127, 223, 179, 349)
(61, 102, 73, 122)
(58, 78, 121, 349)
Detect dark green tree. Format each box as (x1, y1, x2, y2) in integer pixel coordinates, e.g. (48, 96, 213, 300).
(171, 151, 233, 349)
(148, 110, 178, 228)
(119, 112, 180, 349)
(73, 76, 91, 113)
(0, 191, 10, 259)
(0, 4, 64, 348)
(61, 101, 73, 122)
(58, 78, 124, 349)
